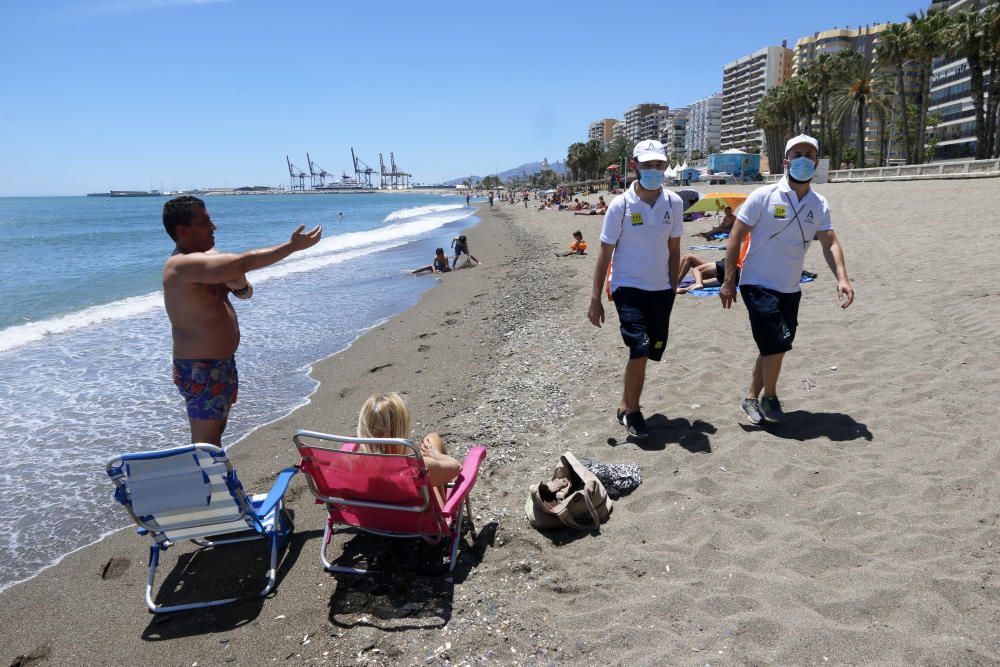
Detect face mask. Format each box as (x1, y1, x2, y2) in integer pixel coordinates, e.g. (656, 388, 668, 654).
(788, 157, 816, 181)
(638, 169, 665, 190)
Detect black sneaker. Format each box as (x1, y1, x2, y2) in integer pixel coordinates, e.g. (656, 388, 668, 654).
(616, 408, 627, 425)
(624, 411, 648, 439)
(741, 398, 763, 425)
(759, 396, 785, 423)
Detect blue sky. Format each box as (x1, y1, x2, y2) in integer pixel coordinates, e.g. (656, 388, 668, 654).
(2, 0, 923, 195)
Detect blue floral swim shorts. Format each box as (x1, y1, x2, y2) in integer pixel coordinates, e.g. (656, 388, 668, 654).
(172, 357, 238, 420)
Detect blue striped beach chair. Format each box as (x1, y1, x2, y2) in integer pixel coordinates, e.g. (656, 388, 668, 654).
(106, 444, 297, 613)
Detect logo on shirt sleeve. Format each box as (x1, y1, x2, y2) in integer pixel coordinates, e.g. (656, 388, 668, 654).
(630, 212, 644, 226)
(774, 205, 786, 219)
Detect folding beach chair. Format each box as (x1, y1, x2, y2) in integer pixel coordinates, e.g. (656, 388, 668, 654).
(106, 444, 297, 613)
(292, 430, 487, 574)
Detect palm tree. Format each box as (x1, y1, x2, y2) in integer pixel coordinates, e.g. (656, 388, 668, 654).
(876, 22, 914, 164)
(984, 1, 1000, 157)
(801, 54, 837, 160)
(753, 87, 787, 172)
(907, 9, 951, 163)
(830, 51, 891, 168)
(948, 9, 990, 160)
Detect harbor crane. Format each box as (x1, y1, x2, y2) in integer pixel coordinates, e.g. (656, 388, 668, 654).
(306, 153, 331, 188)
(380, 152, 411, 189)
(351, 148, 376, 189)
(286, 155, 307, 190)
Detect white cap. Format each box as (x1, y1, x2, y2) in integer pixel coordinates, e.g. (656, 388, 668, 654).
(632, 140, 667, 163)
(785, 134, 819, 156)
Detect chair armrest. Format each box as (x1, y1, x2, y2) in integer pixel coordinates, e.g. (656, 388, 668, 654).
(256, 467, 298, 518)
(442, 446, 487, 516)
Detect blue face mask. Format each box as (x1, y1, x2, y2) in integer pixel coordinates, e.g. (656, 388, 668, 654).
(638, 169, 665, 190)
(788, 157, 816, 181)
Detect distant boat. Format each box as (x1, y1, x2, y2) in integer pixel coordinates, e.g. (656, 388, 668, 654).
(86, 190, 164, 197)
(314, 174, 367, 191)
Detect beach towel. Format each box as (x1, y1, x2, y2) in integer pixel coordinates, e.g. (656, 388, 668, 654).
(710, 232, 730, 240)
(680, 272, 816, 297)
(582, 461, 642, 499)
(687, 244, 726, 251)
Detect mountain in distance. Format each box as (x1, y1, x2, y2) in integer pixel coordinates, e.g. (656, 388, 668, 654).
(441, 159, 568, 186)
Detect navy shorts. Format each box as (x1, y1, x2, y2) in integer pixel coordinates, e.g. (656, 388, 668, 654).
(612, 287, 675, 361)
(740, 285, 801, 356)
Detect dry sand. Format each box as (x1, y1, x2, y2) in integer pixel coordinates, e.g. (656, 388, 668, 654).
(3, 179, 1000, 665)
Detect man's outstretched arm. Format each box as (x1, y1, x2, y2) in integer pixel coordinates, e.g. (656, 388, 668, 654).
(166, 225, 322, 286)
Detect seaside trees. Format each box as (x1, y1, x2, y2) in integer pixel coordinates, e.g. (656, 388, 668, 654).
(829, 50, 891, 168)
(566, 140, 606, 181)
(907, 9, 952, 164)
(876, 22, 915, 164)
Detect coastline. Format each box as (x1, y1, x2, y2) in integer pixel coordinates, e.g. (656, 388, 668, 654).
(3, 181, 1000, 665)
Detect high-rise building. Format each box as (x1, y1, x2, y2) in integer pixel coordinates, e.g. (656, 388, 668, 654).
(793, 23, 892, 73)
(926, 0, 990, 161)
(624, 103, 670, 144)
(720, 44, 793, 154)
(659, 109, 689, 159)
(685, 94, 722, 156)
(588, 119, 618, 149)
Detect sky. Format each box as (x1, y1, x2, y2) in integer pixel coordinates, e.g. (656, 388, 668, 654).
(1, 0, 924, 196)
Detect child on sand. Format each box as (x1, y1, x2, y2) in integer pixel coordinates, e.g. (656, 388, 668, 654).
(555, 230, 588, 257)
(357, 392, 461, 506)
(412, 248, 451, 274)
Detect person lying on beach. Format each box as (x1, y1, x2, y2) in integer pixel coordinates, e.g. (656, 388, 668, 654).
(451, 234, 480, 268)
(695, 206, 737, 240)
(357, 392, 460, 507)
(162, 195, 322, 445)
(574, 195, 607, 215)
(412, 248, 451, 274)
(555, 230, 588, 257)
(675, 254, 732, 293)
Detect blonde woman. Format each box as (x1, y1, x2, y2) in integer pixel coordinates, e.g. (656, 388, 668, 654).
(357, 392, 460, 506)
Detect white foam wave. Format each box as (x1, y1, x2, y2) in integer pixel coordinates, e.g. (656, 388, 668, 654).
(0, 205, 475, 355)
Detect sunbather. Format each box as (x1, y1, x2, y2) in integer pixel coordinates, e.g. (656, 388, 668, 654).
(357, 392, 460, 507)
(676, 253, 731, 293)
(695, 206, 737, 240)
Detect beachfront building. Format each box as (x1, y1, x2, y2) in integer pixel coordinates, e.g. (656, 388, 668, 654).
(685, 93, 722, 157)
(612, 120, 625, 141)
(720, 43, 793, 159)
(659, 109, 689, 160)
(794, 22, 913, 164)
(926, 0, 991, 161)
(588, 118, 618, 150)
(624, 103, 670, 144)
(707, 149, 761, 178)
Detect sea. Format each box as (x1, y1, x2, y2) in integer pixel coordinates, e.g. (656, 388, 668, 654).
(0, 192, 479, 592)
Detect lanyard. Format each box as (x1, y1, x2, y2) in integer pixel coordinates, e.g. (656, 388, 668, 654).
(768, 191, 810, 247)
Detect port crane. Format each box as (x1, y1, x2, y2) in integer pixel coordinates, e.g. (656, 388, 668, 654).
(306, 153, 331, 188)
(351, 148, 376, 189)
(286, 156, 307, 190)
(380, 153, 411, 189)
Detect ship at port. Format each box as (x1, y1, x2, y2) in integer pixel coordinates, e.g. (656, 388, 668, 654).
(285, 148, 410, 192)
(87, 190, 164, 197)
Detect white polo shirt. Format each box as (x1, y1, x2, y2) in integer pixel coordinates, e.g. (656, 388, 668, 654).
(736, 177, 832, 293)
(600, 183, 684, 292)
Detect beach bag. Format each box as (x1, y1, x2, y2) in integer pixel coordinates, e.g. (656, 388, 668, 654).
(525, 451, 612, 531)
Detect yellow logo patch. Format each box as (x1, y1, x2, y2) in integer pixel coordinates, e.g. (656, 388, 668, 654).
(654, 341, 664, 349)
(630, 212, 644, 225)
(774, 205, 786, 218)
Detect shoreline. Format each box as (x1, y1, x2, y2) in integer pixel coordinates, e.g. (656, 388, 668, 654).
(4, 182, 1000, 665)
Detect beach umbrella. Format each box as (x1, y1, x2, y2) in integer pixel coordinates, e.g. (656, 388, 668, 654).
(605, 165, 619, 171)
(675, 189, 701, 211)
(684, 193, 748, 214)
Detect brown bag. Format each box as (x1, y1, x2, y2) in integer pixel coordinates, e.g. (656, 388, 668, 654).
(525, 451, 613, 531)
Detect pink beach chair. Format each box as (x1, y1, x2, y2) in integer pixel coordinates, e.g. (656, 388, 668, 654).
(292, 430, 487, 574)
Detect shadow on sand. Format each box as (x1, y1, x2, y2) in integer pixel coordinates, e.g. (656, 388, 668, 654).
(608, 415, 717, 453)
(140, 522, 313, 641)
(740, 410, 874, 442)
(324, 520, 498, 631)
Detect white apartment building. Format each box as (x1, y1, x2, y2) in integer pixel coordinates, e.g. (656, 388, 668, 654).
(588, 119, 618, 149)
(659, 109, 689, 160)
(720, 44, 793, 154)
(685, 94, 722, 156)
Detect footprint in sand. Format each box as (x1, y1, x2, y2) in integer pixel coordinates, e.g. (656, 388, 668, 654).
(417, 332, 437, 339)
(445, 319, 458, 325)
(418, 345, 430, 352)
(100, 556, 130, 580)
(369, 363, 393, 373)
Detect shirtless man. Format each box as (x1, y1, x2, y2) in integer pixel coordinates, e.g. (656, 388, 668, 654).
(695, 206, 737, 240)
(162, 196, 322, 444)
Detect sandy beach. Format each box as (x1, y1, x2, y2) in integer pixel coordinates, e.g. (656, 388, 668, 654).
(3, 178, 1000, 665)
